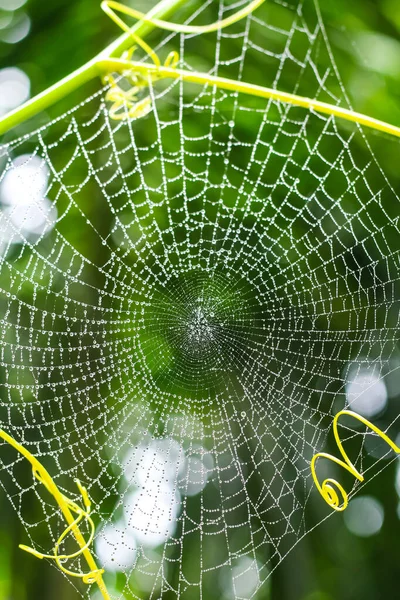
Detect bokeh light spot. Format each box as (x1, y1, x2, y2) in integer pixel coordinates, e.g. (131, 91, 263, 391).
(344, 496, 384, 537)
(0, 67, 30, 115)
(345, 363, 388, 418)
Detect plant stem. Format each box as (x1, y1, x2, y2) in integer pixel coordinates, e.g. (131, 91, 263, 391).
(100, 59, 400, 139)
(0, 429, 111, 600)
(1, 0, 399, 140)
(0, 0, 187, 136)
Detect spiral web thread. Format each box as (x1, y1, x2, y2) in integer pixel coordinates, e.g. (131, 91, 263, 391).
(1, 0, 400, 598)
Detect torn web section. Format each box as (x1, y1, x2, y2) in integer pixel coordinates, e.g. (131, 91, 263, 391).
(0, 2, 400, 600)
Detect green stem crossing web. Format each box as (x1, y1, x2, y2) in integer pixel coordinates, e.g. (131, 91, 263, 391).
(0, 0, 187, 135)
(0, 0, 400, 138)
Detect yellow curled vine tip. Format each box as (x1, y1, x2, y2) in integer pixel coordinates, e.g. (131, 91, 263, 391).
(311, 410, 400, 512)
(0, 429, 110, 600)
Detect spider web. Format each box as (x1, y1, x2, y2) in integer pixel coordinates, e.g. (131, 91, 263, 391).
(0, 0, 400, 598)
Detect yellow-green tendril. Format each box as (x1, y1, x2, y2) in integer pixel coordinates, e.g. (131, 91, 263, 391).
(102, 0, 264, 36)
(98, 58, 400, 138)
(0, 430, 110, 600)
(103, 46, 179, 120)
(99, 1, 400, 139)
(1, 0, 400, 137)
(101, 0, 265, 120)
(311, 410, 400, 512)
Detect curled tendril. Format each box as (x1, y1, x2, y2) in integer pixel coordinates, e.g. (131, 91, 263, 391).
(101, 0, 265, 120)
(0, 429, 110, 600)
(311, 409, 400, 512)
(104, 48, 179, 120)
(317, 476, 349, 512)
(21, 477, 103, 583)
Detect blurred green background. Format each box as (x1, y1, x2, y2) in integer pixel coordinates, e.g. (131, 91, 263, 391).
(1, 0, 400, 599)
